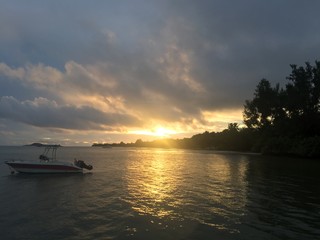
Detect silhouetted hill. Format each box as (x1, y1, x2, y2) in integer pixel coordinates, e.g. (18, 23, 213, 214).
(25, 143, 62, 147)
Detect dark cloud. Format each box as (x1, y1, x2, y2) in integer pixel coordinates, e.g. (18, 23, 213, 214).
(0, 96, 141, 130)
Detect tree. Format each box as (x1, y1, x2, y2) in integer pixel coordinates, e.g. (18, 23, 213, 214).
(135, 139, 144, 147)
(285, 61, 320, 136)
(227, 123, 240, 132)
(243, 61, 320, 138)
(243, 79, 282, 129)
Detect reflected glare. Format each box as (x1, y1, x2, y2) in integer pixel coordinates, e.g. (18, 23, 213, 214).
(124, 149, 182, 218)
(124, 149, 249, 233)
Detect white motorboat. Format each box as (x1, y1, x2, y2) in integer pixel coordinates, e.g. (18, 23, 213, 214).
(5, 145, 93, 174)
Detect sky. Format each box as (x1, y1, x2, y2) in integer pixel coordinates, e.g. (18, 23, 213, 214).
(0, 0, 320, 146)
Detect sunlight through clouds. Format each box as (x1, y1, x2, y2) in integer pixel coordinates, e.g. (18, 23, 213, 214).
(130, 127, 177, 138)
(201, 109, 244, 127)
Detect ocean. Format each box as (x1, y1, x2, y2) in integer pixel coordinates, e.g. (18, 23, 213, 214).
(0, 146, 319, 240)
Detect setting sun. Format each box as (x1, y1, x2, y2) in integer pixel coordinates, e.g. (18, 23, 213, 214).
(130, 127, 177, 138)
(154, 127, 176, 137)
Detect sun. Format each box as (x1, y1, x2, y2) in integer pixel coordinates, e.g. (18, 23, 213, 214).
(130, 127, 177, 138)
(151, 127, 177, 137)
(154, 127, 171, 137)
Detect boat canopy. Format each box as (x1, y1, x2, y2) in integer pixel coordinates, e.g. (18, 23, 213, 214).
(39, 145, 59, 162)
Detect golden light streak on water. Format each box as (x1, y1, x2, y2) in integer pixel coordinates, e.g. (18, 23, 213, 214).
(124, 149, 249, 231)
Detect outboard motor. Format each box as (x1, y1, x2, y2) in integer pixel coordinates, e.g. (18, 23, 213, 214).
(74, 160, 93, 170)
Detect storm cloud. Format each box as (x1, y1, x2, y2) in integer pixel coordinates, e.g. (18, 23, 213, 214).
(0, 0, 320, 145)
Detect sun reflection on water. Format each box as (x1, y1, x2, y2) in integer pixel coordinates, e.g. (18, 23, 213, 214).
(124, 149, 183, 219)
(123, 149, 249, 234)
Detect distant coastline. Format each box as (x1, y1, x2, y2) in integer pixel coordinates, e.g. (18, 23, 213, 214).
(24, 143, 62, 147)
(92, 135, 320, 159)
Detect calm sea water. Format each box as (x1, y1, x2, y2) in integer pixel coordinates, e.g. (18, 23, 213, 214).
(0, 146, 319, 240)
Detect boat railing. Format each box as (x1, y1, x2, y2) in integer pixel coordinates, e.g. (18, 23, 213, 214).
(39, 145, 59, 162)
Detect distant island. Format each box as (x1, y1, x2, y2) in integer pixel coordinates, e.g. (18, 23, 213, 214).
(93, 61, 320, 159)
(25, 143, 62, 147)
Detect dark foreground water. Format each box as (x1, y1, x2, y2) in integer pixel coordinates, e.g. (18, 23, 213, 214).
(0, 147, 319, 240)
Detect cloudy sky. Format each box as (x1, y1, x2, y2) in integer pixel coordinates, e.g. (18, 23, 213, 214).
(0, 0, 319, 145)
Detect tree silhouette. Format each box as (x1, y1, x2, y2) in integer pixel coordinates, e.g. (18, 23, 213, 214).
(285, 61, 320, 136)
(243, 61, 320, 138)
(243, 79, 282, 129)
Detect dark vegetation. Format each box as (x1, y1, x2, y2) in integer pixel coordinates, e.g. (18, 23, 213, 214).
(93, 61, 320, 158)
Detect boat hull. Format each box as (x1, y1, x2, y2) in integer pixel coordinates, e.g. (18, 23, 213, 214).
(5, 160, 83, 173)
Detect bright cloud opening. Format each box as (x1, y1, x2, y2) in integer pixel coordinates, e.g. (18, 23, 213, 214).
(130, 127, 177, 138)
